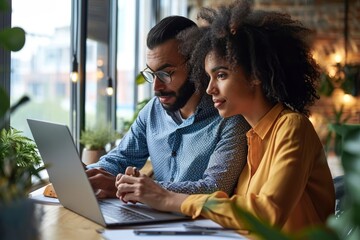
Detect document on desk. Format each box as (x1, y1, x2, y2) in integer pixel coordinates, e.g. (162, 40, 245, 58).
(101, 219, 248, 239)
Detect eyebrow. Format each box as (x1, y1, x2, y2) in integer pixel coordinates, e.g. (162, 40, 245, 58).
(210, 66, 229, 73)
(146, 63, 174, 72)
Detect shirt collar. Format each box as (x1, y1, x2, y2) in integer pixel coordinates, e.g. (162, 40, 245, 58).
(253, 103, 284, 140)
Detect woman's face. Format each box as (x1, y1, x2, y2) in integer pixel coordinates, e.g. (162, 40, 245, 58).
(205, 51, 256, 118)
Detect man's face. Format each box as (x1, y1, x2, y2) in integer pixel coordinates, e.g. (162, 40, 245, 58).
(145, 39, 195, 112)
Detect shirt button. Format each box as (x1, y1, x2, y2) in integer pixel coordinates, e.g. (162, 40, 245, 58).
(170, 177, 174, 181)
(171, 151, 177, 157)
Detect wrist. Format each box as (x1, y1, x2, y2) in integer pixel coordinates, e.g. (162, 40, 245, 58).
(165, 191, 189, 213)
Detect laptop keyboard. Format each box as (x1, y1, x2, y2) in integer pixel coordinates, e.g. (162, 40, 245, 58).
(99, 201, 153, 223)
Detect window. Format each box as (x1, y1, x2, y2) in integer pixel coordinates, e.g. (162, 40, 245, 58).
(8, 0, 190, 142)
(10, 0, 71, 138)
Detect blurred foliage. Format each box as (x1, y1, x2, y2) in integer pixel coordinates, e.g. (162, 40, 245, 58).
(325, 106, 352, 155)
(318, 64, 360, 97)
(0, 128, 45, 204)
(0, 0, 26, 52)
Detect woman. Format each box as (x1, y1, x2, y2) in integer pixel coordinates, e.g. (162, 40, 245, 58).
(115, 0, 335, 235)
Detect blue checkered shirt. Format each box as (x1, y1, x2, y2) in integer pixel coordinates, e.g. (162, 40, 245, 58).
(88, 94, 249, 195)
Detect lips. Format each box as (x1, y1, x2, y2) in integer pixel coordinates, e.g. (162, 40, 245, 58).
(159, 96, 174, 104)
(213, 98, 225, 108)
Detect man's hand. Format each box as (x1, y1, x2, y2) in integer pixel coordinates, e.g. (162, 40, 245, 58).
(86, 168, 117, 198)
(115, 167, 187, 212)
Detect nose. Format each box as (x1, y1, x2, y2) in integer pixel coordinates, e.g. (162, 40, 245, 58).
(206, 78, 216, 95)
(153, 75, 166, 91)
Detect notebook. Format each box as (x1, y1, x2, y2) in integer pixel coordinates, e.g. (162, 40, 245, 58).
(27, 118, 190, 228)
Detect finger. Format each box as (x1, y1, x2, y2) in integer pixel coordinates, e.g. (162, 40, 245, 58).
(95, 189, 107, 199)
(115, 173, 123, 184)
(117, 174, 139, 184)
(125, 166, 135, 176)
(116, 173, 122, 181)
(115, 174, 125, 188)
(122, 192, 139, 204)
(85, 168, 99, 177)
(132, 167, 140, 177)
(116, 187, 131, 204)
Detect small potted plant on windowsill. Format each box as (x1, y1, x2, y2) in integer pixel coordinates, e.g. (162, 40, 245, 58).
(80, 123, 121, 165)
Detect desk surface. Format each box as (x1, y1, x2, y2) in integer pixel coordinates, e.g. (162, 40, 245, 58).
(38, 204, 103, 240)
(31, 186, 245, 240)
(37, 203, 245, 240)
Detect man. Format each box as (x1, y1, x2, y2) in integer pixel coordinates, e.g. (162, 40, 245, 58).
(86, 16, 250, 198)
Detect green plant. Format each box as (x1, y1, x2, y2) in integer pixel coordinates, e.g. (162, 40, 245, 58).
(0, 128, 45, 204)
(80, 124, 121, 150)
(325, 105, 352, 155)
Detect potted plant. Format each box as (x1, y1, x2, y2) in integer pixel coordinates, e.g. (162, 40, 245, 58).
(0, 126, 46, 240)
(80, 123, 121, 165)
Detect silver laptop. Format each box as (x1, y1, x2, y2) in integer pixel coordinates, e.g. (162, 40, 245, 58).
(27, 118, 190, 228)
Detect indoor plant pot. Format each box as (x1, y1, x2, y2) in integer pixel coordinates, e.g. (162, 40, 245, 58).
(80, 123, 121, 165)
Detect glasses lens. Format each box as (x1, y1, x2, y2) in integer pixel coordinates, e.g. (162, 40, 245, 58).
(155, 71, 171, 84)
(141, 71, 155, 83)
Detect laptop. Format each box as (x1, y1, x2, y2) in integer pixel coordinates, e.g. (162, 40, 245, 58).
(27, 118, 190, 228)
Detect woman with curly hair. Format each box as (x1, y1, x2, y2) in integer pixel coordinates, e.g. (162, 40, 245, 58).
(115, 0, 335, 235)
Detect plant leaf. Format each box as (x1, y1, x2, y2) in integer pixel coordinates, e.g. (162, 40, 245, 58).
(0, 27, 26, 51)
(136, 73, 146, 85)
(0, 0, 9, 11)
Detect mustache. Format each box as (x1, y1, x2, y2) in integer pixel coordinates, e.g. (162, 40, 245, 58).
(155, 91, 176, 97)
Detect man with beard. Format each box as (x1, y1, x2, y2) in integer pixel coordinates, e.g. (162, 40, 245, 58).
(86, 16, 250, 198)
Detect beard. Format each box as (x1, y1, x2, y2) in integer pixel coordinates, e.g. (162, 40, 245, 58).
(155, 79, 195, 112)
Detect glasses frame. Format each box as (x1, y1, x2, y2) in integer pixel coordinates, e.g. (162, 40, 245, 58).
(140, 68, 174, 84)
(140, 61, 187, 84)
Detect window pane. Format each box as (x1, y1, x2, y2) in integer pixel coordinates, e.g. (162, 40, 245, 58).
(11, 0, 71, 138)
(85, 0, 110, 128)
(116, 1, 137, 129)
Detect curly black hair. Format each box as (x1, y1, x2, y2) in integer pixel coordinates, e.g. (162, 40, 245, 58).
(178, 0, 321, 116)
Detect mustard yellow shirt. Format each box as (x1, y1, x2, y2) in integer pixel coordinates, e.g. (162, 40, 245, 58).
(181, 103, 335, 234)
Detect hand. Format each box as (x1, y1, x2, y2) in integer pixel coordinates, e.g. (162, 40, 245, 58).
(115, 166, 140, 204)
(86, 168, 117, 198)
(115, 171, 187, 212)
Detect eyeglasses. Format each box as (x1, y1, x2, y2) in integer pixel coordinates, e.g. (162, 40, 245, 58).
(140, 62, 186, 84)
(140, 68, 174, 84)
